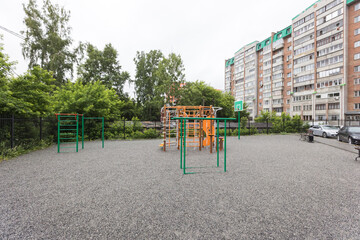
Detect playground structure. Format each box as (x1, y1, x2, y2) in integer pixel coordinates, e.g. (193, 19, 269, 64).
(160, 105, 222, 153)
(55, 113, 104, 153)
(173, 116, 236, 174)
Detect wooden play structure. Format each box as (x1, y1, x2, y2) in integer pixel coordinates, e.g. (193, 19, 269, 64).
(160, 105, 222, 153)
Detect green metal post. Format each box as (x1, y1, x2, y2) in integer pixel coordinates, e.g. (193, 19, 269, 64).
(102, 117, 104, 148)
(217, 120, 219, 167)
(57, 115, 60, 153)
(82, 115, 84, 149)
(238, 111, 241, 140)
(76, 115, 79, 152)
(180, 119, 183, 169)
(183, 119, 186, 174)
(224, 120, 227, 172)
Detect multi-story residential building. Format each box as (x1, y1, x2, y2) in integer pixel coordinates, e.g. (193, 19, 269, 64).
(225, 0, 360, 122)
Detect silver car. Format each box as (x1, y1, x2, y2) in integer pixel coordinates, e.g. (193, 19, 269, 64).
(309, 125, 339, 138)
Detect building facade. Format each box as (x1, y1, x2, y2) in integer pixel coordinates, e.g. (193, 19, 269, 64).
(225, 0, 360, 122)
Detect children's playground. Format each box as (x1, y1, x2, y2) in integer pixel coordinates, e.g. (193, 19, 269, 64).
(1, 133, 360, 238)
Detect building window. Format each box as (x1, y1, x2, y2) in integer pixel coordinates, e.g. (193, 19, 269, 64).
(288, 64, 292, 69)
(355, 53, 360, 60)
(355, 78, 360, 85)
(355, 66, 360, 72)
(355, 28, 360, 36)
(329, 115, 339, 121)
(356, 3, 360, 11)
(356, 41, 360, 48)
(355, 91, 360, 97)
(356, 16, 360, 23)
(328, 103, 340, 109)
(293, 106, 301, 111)
(315, 104, 326, 110)
(304, 105, 312, 111)
(286, 99, 290, 104)
(316, 115, 325, 121)
(287, 81, 291, 86)
(287, 91, 291, 95)
(287, 72, 292, 78)
(355, 103, 360, 109)
(288, 46, 292, 51)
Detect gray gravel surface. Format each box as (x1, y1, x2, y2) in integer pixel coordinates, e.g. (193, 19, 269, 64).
(1, 135, 360, 239)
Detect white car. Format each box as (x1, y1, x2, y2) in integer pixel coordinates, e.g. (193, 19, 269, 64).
(309, 125, 339, 138)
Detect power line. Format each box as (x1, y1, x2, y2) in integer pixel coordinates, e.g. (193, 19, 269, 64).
(0, 25, 25, 40)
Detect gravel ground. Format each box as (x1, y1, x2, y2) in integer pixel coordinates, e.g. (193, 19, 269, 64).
(0, 135, 360, 239)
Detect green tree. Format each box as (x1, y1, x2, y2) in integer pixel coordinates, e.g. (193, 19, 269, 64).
(8, 67, 56, 117)
(52, 80, 124, 119)
(0, 37, 17, 114)
(178, 80, 236, 118)
(133, 50, 164, 120)
(78, 43, 130, 97)
(156, 53, 185, 104)
(22, 0, 76, 85)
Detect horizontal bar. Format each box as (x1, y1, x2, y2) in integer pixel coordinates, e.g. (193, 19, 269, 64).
(172, 117, 236, 120)
(60, 142, 76, 144)
(60, 146, 76, 148)
(59, 120, 77, 122)
(84, 117, 104, 119)
(60, 138, 77, 139)
(60, 125, 77, 126)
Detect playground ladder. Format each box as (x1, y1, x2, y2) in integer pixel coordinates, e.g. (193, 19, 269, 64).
(57, 115, 79, 153)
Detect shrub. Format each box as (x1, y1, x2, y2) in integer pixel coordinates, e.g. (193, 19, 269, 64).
(143, 129, 160, 139)
(132, 131, 145, 139)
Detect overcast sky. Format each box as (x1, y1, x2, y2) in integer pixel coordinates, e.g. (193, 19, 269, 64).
(1, 0, 316, 95)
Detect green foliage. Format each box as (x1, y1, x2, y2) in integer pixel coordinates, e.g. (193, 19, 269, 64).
(256, 111, 306, 133)
(133, 50, 185, 120)
(0, 139, 52, 161)
(52, 80, 123, 119)
(78, 43, 130, 97)
(178, 80, 236, 118)
(22, 0, 76, 85)
(143, 129, 160, 139)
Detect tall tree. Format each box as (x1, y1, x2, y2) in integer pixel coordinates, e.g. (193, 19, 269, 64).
(22, 0, 75, 85)
(178, 80, 237, 118)
(133, 50, 185, 120)
(133, 50, 164, 120)
(77, 43, 130, 97)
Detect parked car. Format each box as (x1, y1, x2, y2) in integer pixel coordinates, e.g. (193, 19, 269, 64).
(337, 126, 360, 144)
(309, 125, 339, 138)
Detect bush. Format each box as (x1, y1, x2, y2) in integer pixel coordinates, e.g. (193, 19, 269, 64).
(132, 131, 145, 139)
(143, 129, 160, 139)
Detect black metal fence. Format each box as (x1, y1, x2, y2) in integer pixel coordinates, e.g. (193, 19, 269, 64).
(0, 116, 275, 152)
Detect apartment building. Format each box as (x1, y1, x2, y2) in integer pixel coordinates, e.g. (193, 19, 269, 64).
(225, 0, 360, 121)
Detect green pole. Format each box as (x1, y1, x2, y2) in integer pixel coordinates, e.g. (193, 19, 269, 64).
(102, 117, 104, 148)
(82, 115, 84, 149)
(217, 120, 219, 167)
(224, 120, 227, 172)
(180, 119, 183, 169)
(76, 115, 79, 152)
(183, 119, 186, 174)
(238, 111, 240, 140)
(57, 115, 60, 153)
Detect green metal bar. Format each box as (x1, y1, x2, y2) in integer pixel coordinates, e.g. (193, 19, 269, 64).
(59, 125, 77, 126)
(180, 119, 183, 169)
(57, 118, 60, 153)
(224, 120, 227, 172)
(217, 120, 219, 167)
(238, 111, 241, 140)
(60, 138, 77, 140)
(76, 115, 79, 152)
(60, 146, 76, 149)
(82, 115, 84, 149)
(183, 119, 186, 174)
(60, 142, 76, 144)
(172, 117, 236, 121)
(102, 117, 104, 148)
